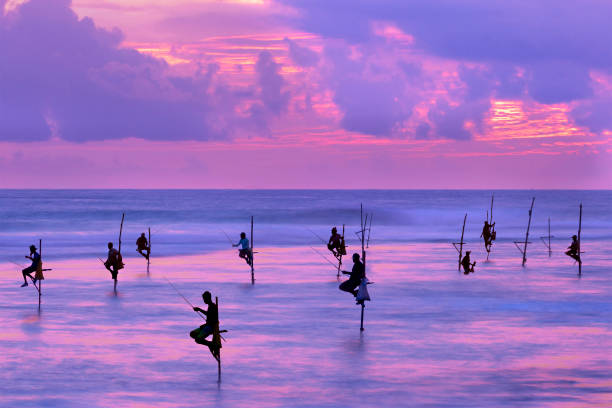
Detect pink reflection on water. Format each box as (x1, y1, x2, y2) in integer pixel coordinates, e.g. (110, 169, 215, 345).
(0, 241, 609, 407)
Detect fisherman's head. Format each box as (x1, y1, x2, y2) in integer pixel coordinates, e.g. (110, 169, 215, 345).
(107, 242, 113, 249)
(202, 291, 212, 303)
(29, 245, 36, 253)
(484, 221, 489, 225)
(352, 253, 360, 262)
(240, 232, 246, 239)
(332, 227, 337, 234)
(572, 235, 578, 240)
(141, 233, 145, 237)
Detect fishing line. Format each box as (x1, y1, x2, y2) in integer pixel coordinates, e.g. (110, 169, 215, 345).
(309, 246, 338, 268)
(163, 276, 205, 320)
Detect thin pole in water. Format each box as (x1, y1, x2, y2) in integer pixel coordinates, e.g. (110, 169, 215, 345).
(453, 214, 467, 272)
(216, 296, 221, 382)
(548, 217, 552, 257)
(486, 194, 494, 260)
(522, 198, 535, 266)
(118, 213, 125, 253)
(360, 203, 367, 332)
(38, 238, 42, 298)
(147, 227, 151, 274)
(337, 224, 345, 278)
(514, 198, 535, 266)
(578, 203, 582, 276)
(250, 216, 255, 284)
(360, 303, 365, 331)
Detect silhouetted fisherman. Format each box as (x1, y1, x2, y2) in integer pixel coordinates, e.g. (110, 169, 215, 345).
(339, 253, 365, 297)
(481, 221, 495, 252)
(136, 233, 150, 260)
(461, 251, 476, 274)
(565, 235, 582, 264)
(190, 291, 220, 359)
(104, 242, 123, 282)
(20, 245, 40, 287)
(327, 227, 342, 257)
(232, 232, 252, 266)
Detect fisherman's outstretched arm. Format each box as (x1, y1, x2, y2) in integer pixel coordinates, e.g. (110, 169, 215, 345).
(193, 306, 207, 315)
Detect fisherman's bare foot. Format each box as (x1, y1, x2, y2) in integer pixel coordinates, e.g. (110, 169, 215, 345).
(21, 282, 28, 287)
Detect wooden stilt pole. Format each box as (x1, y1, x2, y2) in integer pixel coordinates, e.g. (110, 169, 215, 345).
(37, 238, 43, 313)
(250, 216, 254, 284)
(548, 217, 551, 257)
(147, 227, 151, 275)
(488, 195, 495, 259)
(366, 214, 372, 249)
(359, 204, 369, 332)
(116, 213, 124, 294)
(337, 224, 345, 278)
(118, 213, 125, 253)
(360, 303, 365, 331)
(578, 203, 582, 276)
(38, 239, 42, 298)
(453, 214, 467, 271)
(522, 198, 535, 266)
(216, 296, 221, 382)
(514, 198, 535, 266)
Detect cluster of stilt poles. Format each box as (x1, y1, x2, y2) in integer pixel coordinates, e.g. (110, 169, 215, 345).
(454, 196, 584, 275)
(357, 204, 372, 331)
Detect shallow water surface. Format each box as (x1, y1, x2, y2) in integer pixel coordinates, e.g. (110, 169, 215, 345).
(0, 190, 610, 407)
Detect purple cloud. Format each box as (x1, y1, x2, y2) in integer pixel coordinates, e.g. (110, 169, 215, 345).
(255, 51, 290, 114)
(284, 37, 319, 68)
(280, 0, 612, 134)
(0, 0, 280, 142)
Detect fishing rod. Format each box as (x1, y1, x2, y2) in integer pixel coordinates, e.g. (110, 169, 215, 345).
(220, 229, 234, 246)
(309, 246, 338, 268)
(8, 260, 25, 268)
(307, 228, 328, 245)
(163, 277, 205, 320)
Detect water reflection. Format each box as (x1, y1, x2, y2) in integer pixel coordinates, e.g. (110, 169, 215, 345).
(0, 241, 609, 407)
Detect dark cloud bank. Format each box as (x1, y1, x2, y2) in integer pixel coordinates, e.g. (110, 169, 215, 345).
(0, 0, 288, 142)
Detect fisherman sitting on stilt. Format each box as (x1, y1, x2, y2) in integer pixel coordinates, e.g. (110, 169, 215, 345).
(461, 251, 476, 274)
(232, 232, 252, 266)
(481, 221, 495, 252)
(565, 235, 582, 264)
(190, 291, 220, 360)
(20, 245, 40, 287)
(136, 233, 150, 260)
(339, 253, 365, 299)
(104, 242, 123, 281)
(327, 227, 344, 258)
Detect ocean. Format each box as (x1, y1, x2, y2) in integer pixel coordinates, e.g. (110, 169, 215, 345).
(0, 190, 610, 407)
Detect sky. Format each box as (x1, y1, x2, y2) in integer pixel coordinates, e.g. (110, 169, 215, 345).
(0, 0, 611, 188)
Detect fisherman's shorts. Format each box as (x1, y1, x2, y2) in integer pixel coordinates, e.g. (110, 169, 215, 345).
(22, 266, 36, 275)
(191, 324, 213, 341)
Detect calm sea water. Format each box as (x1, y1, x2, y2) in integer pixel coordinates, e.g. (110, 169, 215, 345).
(0, 190, 610, 407)
(0, 190, 609, 261)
